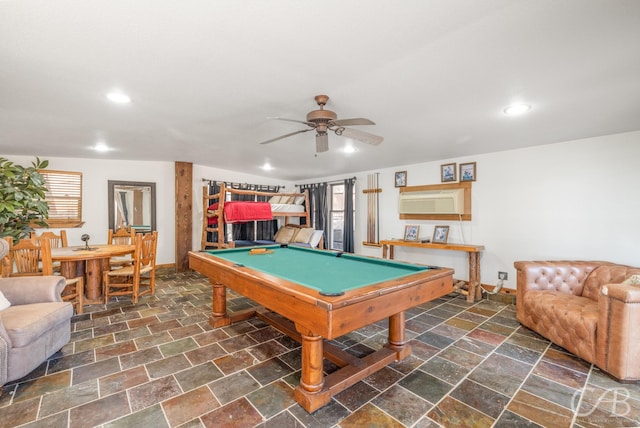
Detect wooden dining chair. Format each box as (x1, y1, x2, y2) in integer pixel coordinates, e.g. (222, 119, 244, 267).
(104, 231, 158, 304)
(31, 230, 69, 272)
(31, 230, 69, 248)
(40, 238, 85, 314)
(107, 227, 136, 269)
(2, 237, 84, 314)
(2, 237, 41, 277)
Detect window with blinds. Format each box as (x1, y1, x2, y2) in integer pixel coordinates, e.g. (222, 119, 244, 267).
(38, 169, 84, 227)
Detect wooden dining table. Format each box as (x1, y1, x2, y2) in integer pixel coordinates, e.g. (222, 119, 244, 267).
(50, 244, 135, 304)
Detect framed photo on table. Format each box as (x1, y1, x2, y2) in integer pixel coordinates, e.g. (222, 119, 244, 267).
(441, 163, 456, 182)
(460, 162, 476, 182)
(395, 171, 407, 187)
(404, 225, 419, 241)
(432, 225, 449, 244)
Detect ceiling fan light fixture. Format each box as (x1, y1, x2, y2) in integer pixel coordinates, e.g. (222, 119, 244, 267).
(259, 94, 383, 153)
(503, 103, 531, 116)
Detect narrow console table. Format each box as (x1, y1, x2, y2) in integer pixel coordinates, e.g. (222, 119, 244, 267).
(380, 240, 484, 302)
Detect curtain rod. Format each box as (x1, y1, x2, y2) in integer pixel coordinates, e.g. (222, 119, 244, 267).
(201, 178, 285, 188)
(296, 176, 356, 187)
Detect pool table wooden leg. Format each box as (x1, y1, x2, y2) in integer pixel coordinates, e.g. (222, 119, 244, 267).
(209, 281, 256, 328)
(385, 312, 412, 360)
(294, 328, 332, 413)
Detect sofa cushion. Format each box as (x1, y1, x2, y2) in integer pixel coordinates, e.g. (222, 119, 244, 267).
(520, 290, 598, 362)
(0, 302, 73, 348)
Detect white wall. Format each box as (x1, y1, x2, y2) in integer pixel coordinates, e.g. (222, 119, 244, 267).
(1, 155, 176, 265)
(312, 131, 640, 290)
(4, 130, 639, 287)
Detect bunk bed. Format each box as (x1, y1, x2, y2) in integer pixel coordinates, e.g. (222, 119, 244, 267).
(201, 182, 322, 250)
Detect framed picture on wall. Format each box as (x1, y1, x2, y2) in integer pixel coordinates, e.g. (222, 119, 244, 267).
(440, 163, 456, 182)
(395, 171, 407, 187)
(404, 225, 419, 241)
(460, 162, 477, 182)
(432, 225, 450, 244)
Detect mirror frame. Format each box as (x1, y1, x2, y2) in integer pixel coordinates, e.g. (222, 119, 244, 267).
(108, 180, 157, 232)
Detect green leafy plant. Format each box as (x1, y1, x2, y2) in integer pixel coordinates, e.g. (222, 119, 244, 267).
(0, 157, 49, 241)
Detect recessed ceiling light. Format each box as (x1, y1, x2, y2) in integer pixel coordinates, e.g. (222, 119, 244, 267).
(343, 146, 356, 154)
(106, 92, 131, 104)
(94, 142, 110, 152)
(261, 162, 273, 171)
(503, 103, 531, 116)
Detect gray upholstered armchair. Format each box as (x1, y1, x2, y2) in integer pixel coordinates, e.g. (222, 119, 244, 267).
(0, 239, 73, 388)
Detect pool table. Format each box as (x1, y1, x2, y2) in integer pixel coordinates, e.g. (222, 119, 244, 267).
(189, 245, 453, 412)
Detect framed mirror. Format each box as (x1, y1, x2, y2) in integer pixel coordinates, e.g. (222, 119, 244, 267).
(108, 180, 156, 233)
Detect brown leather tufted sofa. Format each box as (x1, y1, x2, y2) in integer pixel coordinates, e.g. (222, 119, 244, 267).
(515, 261, 640, 382)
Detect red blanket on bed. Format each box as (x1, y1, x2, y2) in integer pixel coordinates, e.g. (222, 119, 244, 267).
(224, 201, 273, 224)
(207, 203, 219, 226)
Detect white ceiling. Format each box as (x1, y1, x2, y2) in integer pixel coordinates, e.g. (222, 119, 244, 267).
(1, 0, 639, 181)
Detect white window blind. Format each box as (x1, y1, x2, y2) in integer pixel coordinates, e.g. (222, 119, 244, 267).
(38, 169, 83, 227)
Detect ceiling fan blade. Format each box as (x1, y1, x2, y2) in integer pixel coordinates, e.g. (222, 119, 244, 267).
(338, 127, 384, 145)
(316, 133, 329, 153)
(260, 128, 313, 145)
(331, 118, 375, 126)
(269, 117, 316, 127)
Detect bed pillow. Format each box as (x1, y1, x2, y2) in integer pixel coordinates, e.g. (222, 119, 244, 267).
(269, 195, 282, 204)
(293, 228, 315, 244)
(309, 230, 324, 248)
(280, 195, 295, 204)
(0, 290, 10, 311)
(275, 226, 297, 244)
(294, 196, 306, 205)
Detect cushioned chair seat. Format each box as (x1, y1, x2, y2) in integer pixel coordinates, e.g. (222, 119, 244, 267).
(1, 302, 73, 348)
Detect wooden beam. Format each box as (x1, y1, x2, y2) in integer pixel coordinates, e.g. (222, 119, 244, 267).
(175, 162, 192, 272)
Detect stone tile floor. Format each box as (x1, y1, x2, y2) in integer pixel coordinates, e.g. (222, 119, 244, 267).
(1, 268, 639, 427)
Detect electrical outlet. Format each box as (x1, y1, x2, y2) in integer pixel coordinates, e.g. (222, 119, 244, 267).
(498, 271, 508, 280)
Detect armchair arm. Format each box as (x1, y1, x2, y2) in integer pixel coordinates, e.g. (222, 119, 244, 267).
(596, 283, 640, 381)
(0, 276, 66, 305)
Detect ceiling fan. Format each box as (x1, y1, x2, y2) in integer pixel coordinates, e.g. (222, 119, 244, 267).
(260, 95, 384, 153)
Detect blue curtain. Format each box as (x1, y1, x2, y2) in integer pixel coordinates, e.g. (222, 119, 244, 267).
(343, 177, 355, 253)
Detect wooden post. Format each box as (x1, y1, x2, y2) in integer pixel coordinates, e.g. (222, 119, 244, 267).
(175, 162, 192, 272)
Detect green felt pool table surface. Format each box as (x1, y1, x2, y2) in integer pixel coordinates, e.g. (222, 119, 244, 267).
(204, 245, 433, 295)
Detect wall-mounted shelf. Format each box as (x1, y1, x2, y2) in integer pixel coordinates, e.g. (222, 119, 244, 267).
(398, 181, 472, 221)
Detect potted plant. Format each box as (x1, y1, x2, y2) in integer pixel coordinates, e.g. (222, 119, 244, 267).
(0, 157, 49, 241)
